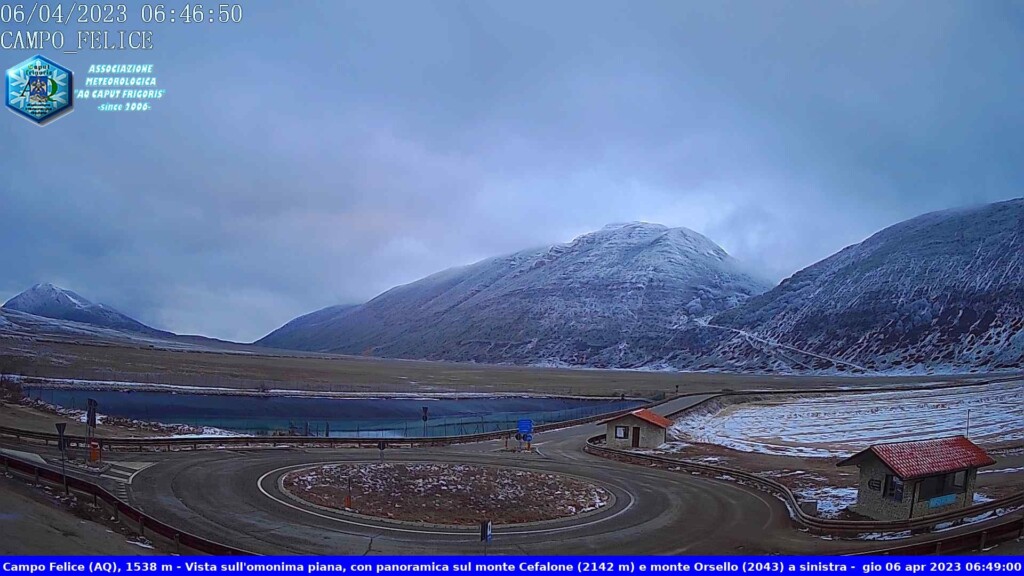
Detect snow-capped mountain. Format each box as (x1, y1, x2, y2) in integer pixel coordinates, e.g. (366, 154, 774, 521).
(706, 198, 1024, 373)
(258, 223, 772, 367)
(2, 283, 170, 337)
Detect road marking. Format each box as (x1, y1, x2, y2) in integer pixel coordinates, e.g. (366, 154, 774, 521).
(125, 463, 156, 484)
(256, 461, 635, 537)
(100, 462, 154, 484)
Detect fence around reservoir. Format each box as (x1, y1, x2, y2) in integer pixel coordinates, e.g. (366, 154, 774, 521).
(584, 434, 1024, 554)
(0, 396, 655, 451)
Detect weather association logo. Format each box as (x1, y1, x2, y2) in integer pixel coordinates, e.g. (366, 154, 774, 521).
(5, 55, 74, 126)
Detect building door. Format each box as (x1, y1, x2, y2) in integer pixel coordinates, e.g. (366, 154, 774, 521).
(631, 426, 641, 448)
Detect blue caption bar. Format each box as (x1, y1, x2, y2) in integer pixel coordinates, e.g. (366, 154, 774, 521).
(2, 558, 1024, 576)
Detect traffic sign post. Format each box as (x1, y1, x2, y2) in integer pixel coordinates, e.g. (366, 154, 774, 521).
(55, 422, 68, 495)
(377, 440, 386, 463)
(86, 398, 99, 463)
(517, 419, 533, 451)
(86, 398, 98, 429)
(422, 406, 429, 437)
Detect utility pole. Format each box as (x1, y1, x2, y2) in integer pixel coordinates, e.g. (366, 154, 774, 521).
(966, 409, 971, 439)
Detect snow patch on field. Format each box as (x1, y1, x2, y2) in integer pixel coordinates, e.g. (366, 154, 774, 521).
(669, 380, 1024, 458)
(793, 486, 857, 519)
(979, 466, 1024, 475)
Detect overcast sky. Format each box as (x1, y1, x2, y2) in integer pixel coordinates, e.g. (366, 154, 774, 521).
(2, 1, 1022, 341)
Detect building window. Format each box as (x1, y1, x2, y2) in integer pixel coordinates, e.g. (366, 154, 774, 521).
(614, 426, 629, 439)
(883, 474, 904, 502)
(919, 475, 944, 500)
(918, 471, 968, 500)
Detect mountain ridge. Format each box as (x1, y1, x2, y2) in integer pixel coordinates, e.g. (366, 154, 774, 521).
(257, 222, 773, 367)
(2, 283, 171, 337)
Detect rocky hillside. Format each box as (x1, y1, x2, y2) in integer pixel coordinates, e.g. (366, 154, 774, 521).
(706, 199, 1024, 373)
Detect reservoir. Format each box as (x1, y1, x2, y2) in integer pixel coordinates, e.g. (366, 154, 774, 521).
(23, 387, 644, 438)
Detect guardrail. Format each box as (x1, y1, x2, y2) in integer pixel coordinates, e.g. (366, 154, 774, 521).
(584, 434, 1024, 554)
(0, 452, 254, 556)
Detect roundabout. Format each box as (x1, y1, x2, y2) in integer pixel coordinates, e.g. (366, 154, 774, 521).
(251, 454, 640, 539)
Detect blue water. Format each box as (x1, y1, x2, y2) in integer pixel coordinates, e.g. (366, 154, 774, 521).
(24, 388, 643, 438)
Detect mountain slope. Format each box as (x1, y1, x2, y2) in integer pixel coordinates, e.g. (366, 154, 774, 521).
(258, 223, 772, 367)
(2, 283, 171, 337)
(707, 198, 1024, 373)
(254, 304, 359, 351)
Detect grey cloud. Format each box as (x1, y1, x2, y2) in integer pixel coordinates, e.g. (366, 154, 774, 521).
(2, 0, 1022, 341)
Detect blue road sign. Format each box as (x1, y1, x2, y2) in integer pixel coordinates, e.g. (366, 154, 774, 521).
(523, 433, 533, 443)
(517, 419, 533, 434)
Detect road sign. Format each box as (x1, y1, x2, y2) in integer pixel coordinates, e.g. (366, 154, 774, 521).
(86, 398, 98, 428)
(480, 520, 492, 542)
(517, 419, 533, 434)
(377, 441, 387, 451)
(514, 432, 522, 441)
(422, 406, 429, 422)
(523, 433, 533, 443)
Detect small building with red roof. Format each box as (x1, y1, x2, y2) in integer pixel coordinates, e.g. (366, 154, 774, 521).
(598, 408, 674, 450)
(837, 436, 995, 521)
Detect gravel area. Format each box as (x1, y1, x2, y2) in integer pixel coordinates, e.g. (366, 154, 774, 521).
(282, 462, 610, 525)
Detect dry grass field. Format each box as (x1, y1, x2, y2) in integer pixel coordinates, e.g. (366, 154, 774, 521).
(0, 334, 989, 398)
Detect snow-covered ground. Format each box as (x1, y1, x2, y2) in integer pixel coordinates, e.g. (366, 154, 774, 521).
(669, 380, 1024, 458)
(793, 486, 858, 519)
(979, 466, 1024, 475)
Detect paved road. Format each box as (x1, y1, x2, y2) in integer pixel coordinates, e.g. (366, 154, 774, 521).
(128, 445, 843, 555)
